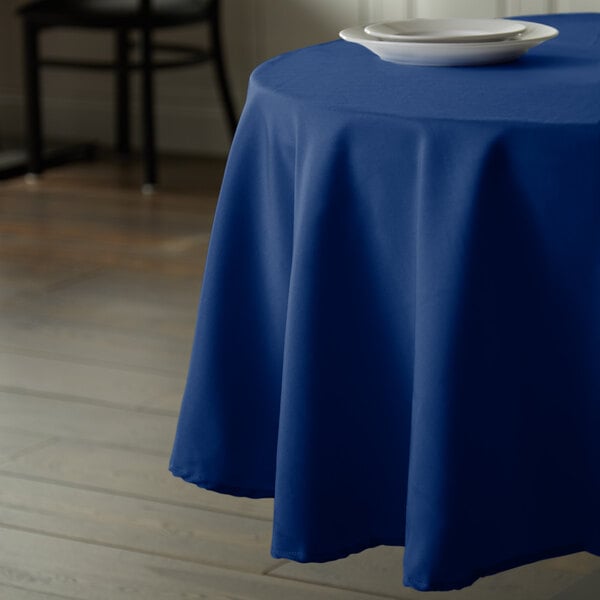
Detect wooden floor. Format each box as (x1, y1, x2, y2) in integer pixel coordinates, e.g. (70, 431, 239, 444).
(0, 155, 598, 599)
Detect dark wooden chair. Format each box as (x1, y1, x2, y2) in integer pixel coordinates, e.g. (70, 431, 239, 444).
(18, 0, 237, 192)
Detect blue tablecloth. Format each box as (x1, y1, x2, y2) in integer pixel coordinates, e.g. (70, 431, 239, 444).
(170, 13, 600, 591)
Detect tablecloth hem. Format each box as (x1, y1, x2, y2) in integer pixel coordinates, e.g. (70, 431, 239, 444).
(271, 537, 406, 564)
(169, 467, 275, 500)
(404, 542, 598, 591)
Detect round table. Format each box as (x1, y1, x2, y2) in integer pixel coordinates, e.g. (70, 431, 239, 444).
(170, 13, 600, 591)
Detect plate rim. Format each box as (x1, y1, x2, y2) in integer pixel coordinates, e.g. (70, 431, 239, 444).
(364, 18, 527, 43)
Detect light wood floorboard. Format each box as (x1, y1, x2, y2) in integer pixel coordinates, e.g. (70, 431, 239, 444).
(0, 316, 190, 376)
(0, 583, 78, 600)
(1, 279, 201, 341)
(0, 429, 54, 464)
(550, 570, 600, 600)
(0, 474, 280, 574)
(0, 439, 274, 521)
(0, 528, 387, 600)
(0, 391, 178, 455)
(0, 351, 185, 414)
(0, 262, 97, 303)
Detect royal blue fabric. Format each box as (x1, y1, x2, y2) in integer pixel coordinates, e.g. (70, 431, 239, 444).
(170, 13, 600, 591)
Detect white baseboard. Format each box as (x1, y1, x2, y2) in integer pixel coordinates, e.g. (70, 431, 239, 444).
(0, 91, 231, 157)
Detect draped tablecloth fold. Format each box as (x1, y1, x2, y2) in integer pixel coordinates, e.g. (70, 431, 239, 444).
(170, 13, 600, 590)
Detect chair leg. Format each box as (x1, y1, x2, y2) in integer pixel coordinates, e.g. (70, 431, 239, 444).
(141, 20, 157, 190)
(115, 28, 131, 156)
(23, 19, 43, 175)
(210, 5, 237, 138)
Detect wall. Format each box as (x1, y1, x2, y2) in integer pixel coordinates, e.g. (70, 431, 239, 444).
(0, 0, 597, 156)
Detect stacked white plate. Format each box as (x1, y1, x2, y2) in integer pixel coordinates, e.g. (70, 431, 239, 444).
(339, 18, 558, 67)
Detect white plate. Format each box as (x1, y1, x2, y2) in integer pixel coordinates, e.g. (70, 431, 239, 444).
(339, 21, 558, 67)
(364, 18, 526, 43)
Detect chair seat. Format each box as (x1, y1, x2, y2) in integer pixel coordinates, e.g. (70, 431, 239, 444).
(19, 0, 214, 28)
